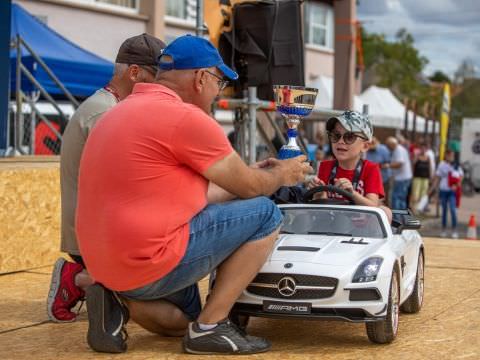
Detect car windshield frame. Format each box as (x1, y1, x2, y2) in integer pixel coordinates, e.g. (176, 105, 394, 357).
(279, 206, 388, 239)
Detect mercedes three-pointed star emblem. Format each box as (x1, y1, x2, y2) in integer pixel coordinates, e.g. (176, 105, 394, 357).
(277, 276, 297, 297)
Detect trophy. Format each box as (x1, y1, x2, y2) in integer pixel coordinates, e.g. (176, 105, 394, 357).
(273, 85, 318, 159)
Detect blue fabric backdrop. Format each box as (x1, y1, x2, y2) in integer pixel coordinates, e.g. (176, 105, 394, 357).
(10, 3, 113, 98)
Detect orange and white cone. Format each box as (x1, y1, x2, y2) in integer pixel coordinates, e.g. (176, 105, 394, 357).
(466, 214, 478, 240)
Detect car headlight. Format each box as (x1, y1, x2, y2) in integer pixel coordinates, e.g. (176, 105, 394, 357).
(352, 257, 383, 283)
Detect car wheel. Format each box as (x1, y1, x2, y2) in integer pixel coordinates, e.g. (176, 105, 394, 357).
(229, 312, 250, 331)
(400, 250, 425, 313)
(366, 268, 400, 344)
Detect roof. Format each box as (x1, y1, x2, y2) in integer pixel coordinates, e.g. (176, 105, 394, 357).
(359, 85, 428, 130)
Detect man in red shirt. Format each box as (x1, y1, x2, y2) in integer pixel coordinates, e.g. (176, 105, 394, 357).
(307, 111, 391, 221)
(76, 35, 311, 355)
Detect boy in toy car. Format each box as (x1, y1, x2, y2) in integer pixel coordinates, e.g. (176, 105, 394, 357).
(307, 111, 392, 221)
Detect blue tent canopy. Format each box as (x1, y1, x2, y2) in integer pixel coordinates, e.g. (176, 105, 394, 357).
(10, 3, 113, 98)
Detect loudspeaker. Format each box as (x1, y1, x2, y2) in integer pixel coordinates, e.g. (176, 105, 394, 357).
(219, 0, 305, 100)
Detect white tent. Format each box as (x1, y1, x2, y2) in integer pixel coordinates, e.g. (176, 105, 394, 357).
(307, 76, 365, 114)
(359, 85, 429, 131)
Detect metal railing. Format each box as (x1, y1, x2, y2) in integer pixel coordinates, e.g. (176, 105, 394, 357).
(8, 35, 79, 156)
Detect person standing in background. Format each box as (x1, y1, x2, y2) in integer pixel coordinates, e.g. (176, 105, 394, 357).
(366, 137, 392, 206)
(386, 137, 413, 210)
(410, 141, 431, 213)
(431, 149, 463, 238)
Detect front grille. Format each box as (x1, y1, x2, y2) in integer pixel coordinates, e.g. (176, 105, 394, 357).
(253, 273, 338, 287)
(246, 273, 338, 300)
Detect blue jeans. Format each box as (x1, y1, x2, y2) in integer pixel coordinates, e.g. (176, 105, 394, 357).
(119, 196, 283, 320)
(392, 179, 411, 210)
(439, 190, 457, 229)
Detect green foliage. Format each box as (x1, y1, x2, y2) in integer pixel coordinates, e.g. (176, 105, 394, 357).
(429, 71, 451, 84)
(451, 79, 480, 125)
(362, 27, 441, 113)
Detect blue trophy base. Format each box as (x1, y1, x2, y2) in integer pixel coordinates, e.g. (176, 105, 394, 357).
(278, 147, 303, 160)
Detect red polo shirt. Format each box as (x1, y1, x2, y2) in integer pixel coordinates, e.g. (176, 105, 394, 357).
(76, 83, 233, 291)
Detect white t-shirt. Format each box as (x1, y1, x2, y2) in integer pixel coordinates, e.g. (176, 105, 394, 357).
(391, 145, 412, 181)
(436, 161, 464, 191)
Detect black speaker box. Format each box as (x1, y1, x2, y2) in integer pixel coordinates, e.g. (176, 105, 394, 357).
(219, 0, 305, 100)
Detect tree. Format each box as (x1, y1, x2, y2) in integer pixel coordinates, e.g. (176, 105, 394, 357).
(429, 71, 451, 84)
(361, 27, 439, 114)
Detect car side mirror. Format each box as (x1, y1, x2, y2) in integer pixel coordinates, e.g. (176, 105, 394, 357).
(391, 210, 422, 233)
(402, 218, 421, 230)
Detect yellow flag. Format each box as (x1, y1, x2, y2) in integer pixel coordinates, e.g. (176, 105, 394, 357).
(439, 83, 450, 161)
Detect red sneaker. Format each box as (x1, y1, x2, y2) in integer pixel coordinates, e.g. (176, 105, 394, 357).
(47, 258, 85, 322)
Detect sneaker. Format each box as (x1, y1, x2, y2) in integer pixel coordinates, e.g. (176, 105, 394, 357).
(452, 231, 459, 239)
(183, 319, 271, 355)
(47, 258, 85, 322)
(86, 283, 129, 353)
(440, 230, 448, 238)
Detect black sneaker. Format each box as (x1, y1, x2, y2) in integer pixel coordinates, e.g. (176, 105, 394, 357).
(86, 283, 129, 353)
(183, 319, 271, 355)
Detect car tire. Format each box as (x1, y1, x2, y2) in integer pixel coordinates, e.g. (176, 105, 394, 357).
(400, 250, 425, 314)
(229, 312, 250, 331)
(366, 268, 400, 344)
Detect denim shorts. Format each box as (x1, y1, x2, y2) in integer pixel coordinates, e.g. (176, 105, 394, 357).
(119, 196, 282, 319)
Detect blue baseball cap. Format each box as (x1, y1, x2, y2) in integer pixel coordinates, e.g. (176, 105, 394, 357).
(158, 35, 238, 80)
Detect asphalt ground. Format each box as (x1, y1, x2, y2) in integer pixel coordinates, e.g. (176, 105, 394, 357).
(0, 237, 479, 360)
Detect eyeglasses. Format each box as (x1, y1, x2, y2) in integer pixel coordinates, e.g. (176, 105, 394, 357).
(203, 70, 229, 91)
(328, 131, 367, 145)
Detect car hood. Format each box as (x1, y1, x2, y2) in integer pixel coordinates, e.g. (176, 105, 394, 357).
(267, 234, 386, 266)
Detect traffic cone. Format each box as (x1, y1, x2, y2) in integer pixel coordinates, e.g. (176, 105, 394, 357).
(466, 214, 478, 240)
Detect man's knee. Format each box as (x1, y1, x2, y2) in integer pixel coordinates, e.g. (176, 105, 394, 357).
(253, 196, 283, 236)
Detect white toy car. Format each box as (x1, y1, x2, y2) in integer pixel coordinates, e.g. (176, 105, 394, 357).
(230, 185, 424, 344)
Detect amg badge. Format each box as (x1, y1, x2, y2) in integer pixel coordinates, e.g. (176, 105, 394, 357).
(263, 300, 311, 314)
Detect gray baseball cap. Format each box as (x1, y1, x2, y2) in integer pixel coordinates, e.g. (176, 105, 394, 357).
(326, 110, 373, 141)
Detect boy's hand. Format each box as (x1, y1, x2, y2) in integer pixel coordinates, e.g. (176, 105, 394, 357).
(334, 177, 354, 193)
(307, 176, 325, 190)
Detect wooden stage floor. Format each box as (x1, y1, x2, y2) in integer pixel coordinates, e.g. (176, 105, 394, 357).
(0, 237, 479, 360)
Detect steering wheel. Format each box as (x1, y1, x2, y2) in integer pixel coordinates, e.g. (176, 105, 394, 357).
(302, 185, 355, 205)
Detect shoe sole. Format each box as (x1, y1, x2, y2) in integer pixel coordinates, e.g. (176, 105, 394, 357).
(183, 340, 271, 355)
(86, 284, 127, 353)
(183, 346, 271, 355)
(46, 258, 74, 323)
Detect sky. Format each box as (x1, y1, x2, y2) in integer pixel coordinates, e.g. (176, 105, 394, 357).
(356, 0, 480, 77)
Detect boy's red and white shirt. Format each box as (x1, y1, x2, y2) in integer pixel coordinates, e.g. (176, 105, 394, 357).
(317, 159, 385, 200)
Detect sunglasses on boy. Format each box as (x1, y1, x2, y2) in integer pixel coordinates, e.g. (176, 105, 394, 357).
(328, 131, 368, 145)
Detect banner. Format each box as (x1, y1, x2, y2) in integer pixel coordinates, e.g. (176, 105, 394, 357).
(439, 83, 450, 161)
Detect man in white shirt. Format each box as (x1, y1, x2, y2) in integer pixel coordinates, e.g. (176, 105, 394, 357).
(386, 137, 413, 209)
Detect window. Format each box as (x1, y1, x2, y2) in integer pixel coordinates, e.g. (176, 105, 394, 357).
(166, 0, 196, 22)
(96, 0, 137, 9)
(305, 1, 334, 50)
(62, 0, 138, 12)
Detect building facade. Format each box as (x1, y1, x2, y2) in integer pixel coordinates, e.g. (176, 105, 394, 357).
(16, 0, 337, 82)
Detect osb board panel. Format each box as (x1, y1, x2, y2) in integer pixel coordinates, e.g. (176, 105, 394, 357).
(0, 248, 479, 360)
(0, 165, 61, 273)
